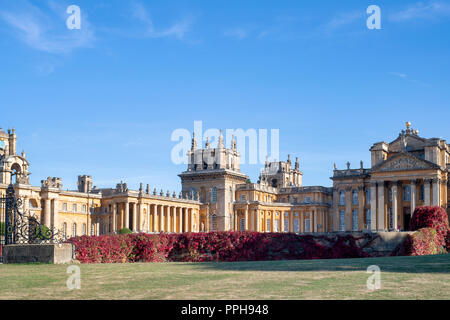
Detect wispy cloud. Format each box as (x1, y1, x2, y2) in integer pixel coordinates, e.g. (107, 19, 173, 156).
(388, 72, 431, 87)
(389, 1, 450, 22)
(389, 72, 408, 78)
(223, 27, 249, 40)
(130, 1, 194, 40)
(0, 1, 94, 54)
(323, 11, 362, 33)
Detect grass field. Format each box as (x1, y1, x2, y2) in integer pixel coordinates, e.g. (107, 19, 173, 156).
(0, 254, 449, 300)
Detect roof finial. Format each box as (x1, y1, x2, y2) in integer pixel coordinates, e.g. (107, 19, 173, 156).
(218, 130, 224, 148)
(191, 132, 197, 151)
(406, 121, 411, 129)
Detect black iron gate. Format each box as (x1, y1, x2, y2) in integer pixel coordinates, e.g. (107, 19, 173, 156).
(0, 184, 62, 263)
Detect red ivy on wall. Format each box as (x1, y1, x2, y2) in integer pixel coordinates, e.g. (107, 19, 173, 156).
(67, 232, 377, 264)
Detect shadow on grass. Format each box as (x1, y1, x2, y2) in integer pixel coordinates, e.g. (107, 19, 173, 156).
(188, 254, 450, 274)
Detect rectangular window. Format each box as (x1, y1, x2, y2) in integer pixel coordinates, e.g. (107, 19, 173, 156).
(305, 196, 310, 204)
(72, 204, 77, 212)
(63, 203, 67, 211)
(304, 219, 311, 232)
(294, 218, 300, 233)
(339, 210, 345, 232)
(82, 205, 87, 213)
(352, 210, 358, 231)
(266, 219, 271, 232)
(403, 185, 411, 201)
(274, 220, 279, 232)
(284, 213, 289, 232)
(240, 218, 245, 231)
(366, 209, 371, 230)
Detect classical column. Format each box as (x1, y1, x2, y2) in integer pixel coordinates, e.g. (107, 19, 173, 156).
(52, 198, 59, 229)
(112, 202, 117, 233)
(255, 210, 260, 232)
(377, 182, 385, 231)
(432, 178, 440, 206)
(146, 204, 150, 232)
(300, 211, 304, 232)
(411, 180, 417, 214)
(190, 209, 194, 231)
(124, 202, 130, 229)
(391, 181, 398, 231)
(270, 212, 274, 232)
(132, 203, 137, 231)
(153, 204, 157, 232)
(168, 206, 171, 231)
(244, 208, 248, 230)
(313, 210, 317, 232)
(290, 209, 294, 232)
(424, 179, 431, 206)
(358, 186, 365, 231)
(370, 182, 377, 231)
(44, 199, 51, 227)
(184, 208, 188, 232)
(173, 207, 177, 232)
(160, 205, 165, 232)
(178, 208, 183, 233)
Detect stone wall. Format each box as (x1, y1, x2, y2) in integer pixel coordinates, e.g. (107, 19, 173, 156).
(4, 243, 74, 264)
(301, 231, 414, 256)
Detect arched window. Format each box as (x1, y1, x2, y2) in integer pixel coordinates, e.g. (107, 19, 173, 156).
(339, 190, 345, 206)
(352, 210, 358, 231)
(211, 187, 217, 203)
(339, 210, 345, 231)
(62, 223, 67, 239)
(352, 190, 358, 205)
(72, 223, 77, 237)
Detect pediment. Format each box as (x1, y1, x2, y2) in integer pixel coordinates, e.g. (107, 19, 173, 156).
(389, 134, 426, 152)
(371, 152, 440, 173)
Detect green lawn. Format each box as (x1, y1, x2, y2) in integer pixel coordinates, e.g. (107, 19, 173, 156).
(0, 254, 449, 300)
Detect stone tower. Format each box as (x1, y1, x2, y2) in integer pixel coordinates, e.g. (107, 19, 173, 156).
(259, 155, 303, 188)
(78, 175, 93, 193)
(0, 128, 30, 185)
(179, 130, 248, 231)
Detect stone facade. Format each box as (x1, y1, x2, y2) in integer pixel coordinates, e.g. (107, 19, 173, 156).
(0, 122, 448, 237)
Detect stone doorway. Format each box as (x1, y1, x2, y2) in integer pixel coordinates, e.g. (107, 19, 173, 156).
(403, 207, 411, 231)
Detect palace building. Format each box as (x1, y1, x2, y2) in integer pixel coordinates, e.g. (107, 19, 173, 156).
(0, 122, 448, 238)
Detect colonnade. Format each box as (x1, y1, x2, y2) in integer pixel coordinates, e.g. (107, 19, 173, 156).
(110, 202, 198, 233)
(232, 207, 329, 233)
(369, 178, 445, 231)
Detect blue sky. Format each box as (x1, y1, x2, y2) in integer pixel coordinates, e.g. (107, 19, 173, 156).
(1, 0, 449, 191)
